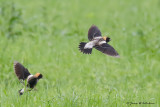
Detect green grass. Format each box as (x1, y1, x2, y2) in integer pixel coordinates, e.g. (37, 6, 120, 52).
(0, 0, 160, 106)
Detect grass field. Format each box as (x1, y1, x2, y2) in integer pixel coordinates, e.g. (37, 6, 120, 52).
(0, 0, 160, 106)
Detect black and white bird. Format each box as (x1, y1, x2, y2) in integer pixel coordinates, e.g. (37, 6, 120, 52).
(79, 25, 119, 57)
(14, 61, 43, 95)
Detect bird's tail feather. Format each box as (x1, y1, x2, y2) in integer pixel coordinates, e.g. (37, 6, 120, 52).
(79, 42, 92, 54)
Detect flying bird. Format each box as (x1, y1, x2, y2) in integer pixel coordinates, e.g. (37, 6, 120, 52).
(14, 61, 43, 95)
(79, 25, 119, 57)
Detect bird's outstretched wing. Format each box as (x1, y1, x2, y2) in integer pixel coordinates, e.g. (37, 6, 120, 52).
(88, 25, 102, 41)
(94, 43, 120, 57)
(14, 61, 31, 80)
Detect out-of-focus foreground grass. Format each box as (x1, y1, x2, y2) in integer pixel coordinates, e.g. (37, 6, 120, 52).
(0, 0, 160, 106)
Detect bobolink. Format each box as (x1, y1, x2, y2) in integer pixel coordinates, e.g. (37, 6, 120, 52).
(79, 25, 119, 57)
(14, 61, 43, 95)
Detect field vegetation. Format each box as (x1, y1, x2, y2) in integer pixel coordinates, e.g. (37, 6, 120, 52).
(0, 0, 160, 106)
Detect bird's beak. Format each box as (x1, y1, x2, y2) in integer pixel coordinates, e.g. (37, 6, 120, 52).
(102, 36, 107, 40)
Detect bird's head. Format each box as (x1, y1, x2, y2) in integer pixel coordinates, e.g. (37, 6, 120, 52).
(103, 36, 111, 42)
(35, 73, 43, 79)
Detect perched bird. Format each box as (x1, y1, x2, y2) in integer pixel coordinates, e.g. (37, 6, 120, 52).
(79, 25, 119, 57)
(14, 61, 43, 95)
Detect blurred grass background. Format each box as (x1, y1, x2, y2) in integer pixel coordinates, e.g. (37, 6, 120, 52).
(0, 0, 160, 106)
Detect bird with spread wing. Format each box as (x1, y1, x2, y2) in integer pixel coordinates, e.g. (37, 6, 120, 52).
(79, 25, 120, 57)
(14, 61, 43, 95)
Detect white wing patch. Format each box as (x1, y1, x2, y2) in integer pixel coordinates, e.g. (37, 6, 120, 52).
(84, 42, 94, 49)
(84, 40, 98, 49)
(98, 41, 106, 45)
(93, 36, 102, 40)
(27, 75, 33, 82)
(84, 37, 104, 49)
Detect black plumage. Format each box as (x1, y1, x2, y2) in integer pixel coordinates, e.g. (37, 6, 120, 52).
(14, 61, 43, 95)
(14, 61, 30, 80)
(94, 43, 119, 57)
(88, 25, 102, 41)
(78, 25, 119, 57)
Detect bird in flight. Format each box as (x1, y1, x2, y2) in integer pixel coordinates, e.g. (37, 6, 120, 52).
(14, 61, 43, 95)
(78, 25, 119, 57)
